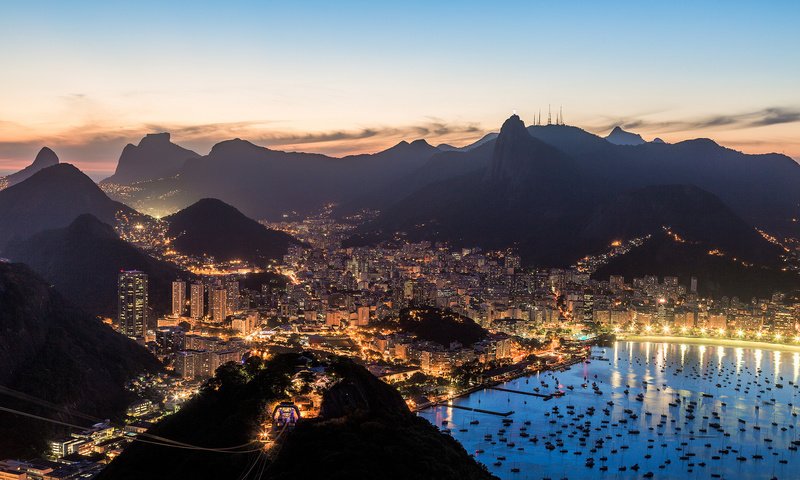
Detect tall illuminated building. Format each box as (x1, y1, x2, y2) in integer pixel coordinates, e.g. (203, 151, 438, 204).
(190, 282, 204, 319)
(210, 287, 228, 322)
(225, 280, 240, 314)
(118, 270, 148, 339)
(171, 280, 186, 317)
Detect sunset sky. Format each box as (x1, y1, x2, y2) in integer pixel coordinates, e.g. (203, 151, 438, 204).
(1, 0, 798, 179)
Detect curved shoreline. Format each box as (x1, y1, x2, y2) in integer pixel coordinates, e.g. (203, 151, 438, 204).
(618, 334, 800, 353)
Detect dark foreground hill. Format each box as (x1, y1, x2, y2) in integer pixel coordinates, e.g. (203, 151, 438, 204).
(0, 262, 160, 457)
(5, 214, 186, 317)
(0, 164, 137, 251)
(97, 354, 494, 480)
(164, 198, 302, 263)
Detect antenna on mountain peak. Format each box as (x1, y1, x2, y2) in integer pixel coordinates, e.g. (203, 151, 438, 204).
(560, 105, 564, 125)
(512, 109, 517, 115)
(547, 105, 552, 126)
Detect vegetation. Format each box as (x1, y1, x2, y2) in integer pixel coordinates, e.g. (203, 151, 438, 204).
(396, 306, 489, 347)
(0, 263, 160, 457)
(99, 354, 495, 480)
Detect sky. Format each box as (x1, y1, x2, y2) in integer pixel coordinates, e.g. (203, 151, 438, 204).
(1, 0, 799, 179)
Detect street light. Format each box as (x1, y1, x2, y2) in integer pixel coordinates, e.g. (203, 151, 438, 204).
(736, 329, 744, 337)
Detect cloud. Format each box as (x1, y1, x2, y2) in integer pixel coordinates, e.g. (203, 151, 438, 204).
(594, 106, 800, 134)
(0, 119, 487, 175)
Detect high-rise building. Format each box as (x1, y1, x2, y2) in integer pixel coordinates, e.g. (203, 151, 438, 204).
(171, 280, 186, 317)
(210, 287, 228, 322)
(225, 280, 240, 314)
(190, 282, 205, 319)
(118, 270, 148, 339)
(690, 276, 698, 294)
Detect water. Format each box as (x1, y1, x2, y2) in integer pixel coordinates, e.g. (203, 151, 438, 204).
(419, 341, 800, 479)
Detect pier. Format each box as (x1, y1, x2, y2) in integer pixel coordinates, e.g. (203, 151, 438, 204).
(436, 403, 514, 417)
(487, 386, 554, 399)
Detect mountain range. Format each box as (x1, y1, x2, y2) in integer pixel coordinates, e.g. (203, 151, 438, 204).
(345, 115, 796, 294)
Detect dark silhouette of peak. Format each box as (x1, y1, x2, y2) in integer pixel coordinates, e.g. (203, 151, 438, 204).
(0, 164, 136, 251)
(5, 214, 185, 317)
(66, 212, 118, 238)
(486, 114, 571, 187)
(605, 125, 646, 145)
(139, 132, 171, 145)
(2, 147, 60, 188)
(102, 132, 199, 185)
(0, 262, 160, 457)
(651, 137, 666, 144)
(208, 137, 265, 157)
(32, 146, 59, 167)
(164, 198, 302, 262)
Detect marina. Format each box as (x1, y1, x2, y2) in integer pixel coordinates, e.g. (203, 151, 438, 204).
(419, 340, 800, 479)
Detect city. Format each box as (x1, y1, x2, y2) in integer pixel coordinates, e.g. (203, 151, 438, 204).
(1, 2, 799, 479)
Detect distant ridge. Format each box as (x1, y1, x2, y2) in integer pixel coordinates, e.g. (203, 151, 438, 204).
(0, 147, 59, 189)
(102, 132, 199, 185)
(605, 126, 646, 145)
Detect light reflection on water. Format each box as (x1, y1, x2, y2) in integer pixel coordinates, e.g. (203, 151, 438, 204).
(419, 341, 800, 479)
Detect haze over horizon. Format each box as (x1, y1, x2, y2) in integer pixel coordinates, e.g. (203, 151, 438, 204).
(1, 0, 799, 179)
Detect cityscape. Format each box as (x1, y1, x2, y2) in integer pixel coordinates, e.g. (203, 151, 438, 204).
(1, 1, 799, 479)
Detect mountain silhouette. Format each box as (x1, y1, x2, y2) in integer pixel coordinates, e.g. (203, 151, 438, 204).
(5, 214, 186, 317)
(107, 137, 442, 219)
(348, 115, 791, 293)
(0, 164, 137, 251)
(605, 126, 646, 145)
(102, 133, 200, 185)
(0, 262, 160, 457)
(1, 147, 59, 189)
(164, 198, 302, 262)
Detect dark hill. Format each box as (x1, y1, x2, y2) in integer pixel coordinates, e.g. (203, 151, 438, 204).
(102, 133, 200, 185)
(0, 164, 137, 251)
(396, 307, 489, 347)
(97, 354, 493, 480)
(0, 262, 160, 457)
(592, 232, 799, 299)
(579, 185, 781, 265)
(5, 214, 186, 318)
(1, 147, 60, 188)
(266, 358, 495, 480)
(164, 198, 301, 262)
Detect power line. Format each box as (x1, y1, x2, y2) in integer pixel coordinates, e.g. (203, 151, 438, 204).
(0, 392, 262, 454)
